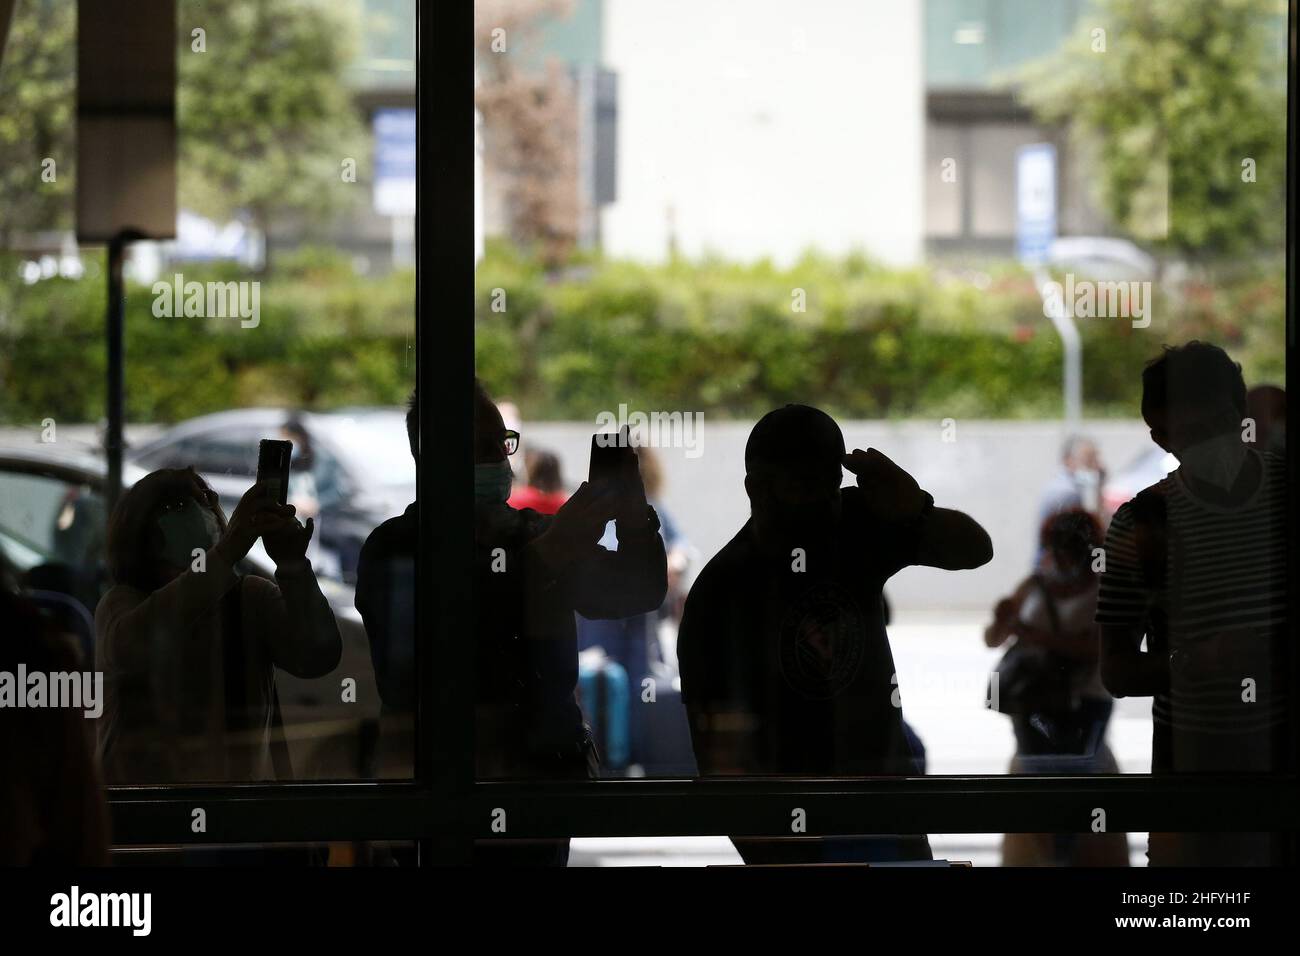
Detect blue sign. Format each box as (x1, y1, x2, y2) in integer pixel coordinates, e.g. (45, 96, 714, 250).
(1016, 143, 1057, 267)
(373, 108, 416, 216)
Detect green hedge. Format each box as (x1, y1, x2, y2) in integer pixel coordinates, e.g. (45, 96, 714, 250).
(0, 248, 415, 424)
(474, 244, 1285, 420)
(0, 244, 1284, 426)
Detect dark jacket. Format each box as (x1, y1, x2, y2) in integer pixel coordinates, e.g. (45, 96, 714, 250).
(356, 501, 668, 777)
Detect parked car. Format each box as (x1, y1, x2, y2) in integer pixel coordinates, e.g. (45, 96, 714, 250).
(1047, 236, 1157, 281)
(128, 407, 416, 583)
(0, 443, 382, 780)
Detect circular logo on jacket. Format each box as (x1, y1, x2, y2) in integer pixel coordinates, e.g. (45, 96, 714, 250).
(779, 581, 866, 699)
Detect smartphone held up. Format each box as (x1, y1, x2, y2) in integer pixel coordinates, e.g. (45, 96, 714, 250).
(256, 438, 293, 507)
(589, 426, 637, 489)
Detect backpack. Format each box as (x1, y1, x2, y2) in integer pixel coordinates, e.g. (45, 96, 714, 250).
(988, 574, 1085, 716)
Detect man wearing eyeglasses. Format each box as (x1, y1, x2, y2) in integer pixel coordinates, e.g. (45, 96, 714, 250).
(355, 379, 667, 865)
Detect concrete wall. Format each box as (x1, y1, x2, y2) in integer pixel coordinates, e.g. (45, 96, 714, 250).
(519, 418, 1157, 611)
(3, 418, 1160, 611)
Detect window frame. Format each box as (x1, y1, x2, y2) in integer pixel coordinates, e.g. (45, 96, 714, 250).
(103, 0, 1300, 863)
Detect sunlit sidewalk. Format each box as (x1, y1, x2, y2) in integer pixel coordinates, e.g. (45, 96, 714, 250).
(572, 611, 1152, 866)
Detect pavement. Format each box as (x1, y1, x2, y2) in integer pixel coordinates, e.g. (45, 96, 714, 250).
(570, 611, 1153, 867)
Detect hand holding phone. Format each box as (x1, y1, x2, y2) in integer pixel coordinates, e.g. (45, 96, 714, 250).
(588, 426, 633, 487)
(214, 481, 294, 565)
(589, 427, 650, 527)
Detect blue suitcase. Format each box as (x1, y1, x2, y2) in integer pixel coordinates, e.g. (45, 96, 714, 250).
(578, 659, 631, 772)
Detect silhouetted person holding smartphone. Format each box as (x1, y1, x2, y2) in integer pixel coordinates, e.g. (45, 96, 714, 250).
(677, 404, 992, 864)
(1096, 342, 1288, 866)
(97, 467, 341, 783)
(356, 380, 667, 864)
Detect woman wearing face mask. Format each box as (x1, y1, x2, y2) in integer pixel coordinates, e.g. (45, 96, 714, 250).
(96, 467, 342, 783)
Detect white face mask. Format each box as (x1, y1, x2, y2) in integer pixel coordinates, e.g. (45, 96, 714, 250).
(1072, 467, 1102, 513)
(156, 500, 221, 569)
(1177, 431, 1249, 490)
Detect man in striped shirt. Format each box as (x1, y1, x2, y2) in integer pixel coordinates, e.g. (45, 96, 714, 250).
(1095, 342, 1288, 866)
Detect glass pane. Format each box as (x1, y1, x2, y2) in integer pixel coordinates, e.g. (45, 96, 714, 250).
(925, 123, 965, 238)
(111, 841, 415, 866)
(468, 0, 1289, 852)
(0, 0, 418, 786)
(566, 833, 1142, 867)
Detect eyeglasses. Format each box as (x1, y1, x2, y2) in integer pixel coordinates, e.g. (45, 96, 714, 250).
(503, 430, 520, 456)
(156, 484, 217, 516)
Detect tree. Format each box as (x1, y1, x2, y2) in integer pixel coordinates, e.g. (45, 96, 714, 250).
(0, 1, 368, 268)
(176, 0, 367, 269)
(474, 0, 579, 269)
(1018, 0, 1286, 268)
(0, 0, 75, 250)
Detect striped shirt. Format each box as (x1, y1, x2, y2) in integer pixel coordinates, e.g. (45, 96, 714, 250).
(1095, 450, 1288, 772)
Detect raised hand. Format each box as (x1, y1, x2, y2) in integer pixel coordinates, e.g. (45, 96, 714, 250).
(550, 481, 619, 547)
(214, 480, 297, 565)
(530, 481, 619, 571)
(264, 515, 315, 567)
(842, 448, 928, 521)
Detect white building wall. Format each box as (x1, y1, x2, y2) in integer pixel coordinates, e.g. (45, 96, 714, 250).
(601, 0, 924, 266)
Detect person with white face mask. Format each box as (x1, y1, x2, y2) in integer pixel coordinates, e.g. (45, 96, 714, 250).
(1173, 425, 1251, 491)
(96, 467, 342, 784)
(984, 509, 1128, 866)
(153, 495, 223, 570)
(1096, 342, 1287, 867)
(1034, 435, 1106, 567)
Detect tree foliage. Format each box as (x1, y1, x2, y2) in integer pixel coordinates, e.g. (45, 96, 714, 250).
(474, 0, 580, 269)
(0, 0, 75, 248)
(0, 0, 367, 259)
(1018, 0, 1286, 262)
(177, 0, 367, 250)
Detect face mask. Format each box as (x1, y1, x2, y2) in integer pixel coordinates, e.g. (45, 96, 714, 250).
(156, 500, 221, 569)
(1072, 468, 1101, 513)
(473, 460, 514, 506)
(1071, 467, 1100, 488)
(1177, 431, 1249, 490)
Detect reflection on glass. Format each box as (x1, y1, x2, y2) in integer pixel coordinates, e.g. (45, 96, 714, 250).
(0, 0, 418, 782)
(97, 468, 342, 783)
(470, 0, 1287, 832)
(1097, 344, 1289, 866)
